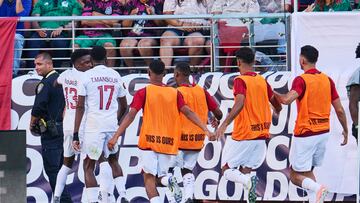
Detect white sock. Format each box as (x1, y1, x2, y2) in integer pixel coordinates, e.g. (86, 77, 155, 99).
(307, 189, 316, 203)
(54, 165, 71, 197)
(183, 173, 195, 199)
(160, 175, 170, 187)
(224, 169, 250, 187)
(114, 176, 126, 198)
(99, 162, 114, 194)
(301, 178, 321, 192)
(150, 196, 161, 203)
(85, 187, 99, 202)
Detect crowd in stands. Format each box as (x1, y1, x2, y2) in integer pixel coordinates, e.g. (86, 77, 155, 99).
(0, 0, 359, 76)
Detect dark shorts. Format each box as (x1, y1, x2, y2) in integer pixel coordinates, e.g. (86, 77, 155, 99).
(165, 28, 210, 45)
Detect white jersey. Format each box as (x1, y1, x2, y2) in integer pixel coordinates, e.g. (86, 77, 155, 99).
(78, 65, 126, 133)
(57, 68, 86, 132)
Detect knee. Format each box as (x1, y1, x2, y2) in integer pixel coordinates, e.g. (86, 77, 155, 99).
(138, 40, 153, 48)
(160, 38, 175, 46)
(187, 37, 205, 47)
(120, 40, 135, 48)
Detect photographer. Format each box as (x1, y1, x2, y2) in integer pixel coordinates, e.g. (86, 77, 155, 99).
(29, 52, 72, 202)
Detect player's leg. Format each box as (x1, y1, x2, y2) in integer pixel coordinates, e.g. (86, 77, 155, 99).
(289, 134, 330, 203)
(157, 153, 182, 203)
(98, 155, 115, 203)
(221, 139, 265, 203)
(82, 132, 105, 203)
(104, 132, 128, 202)
(181, 151, 199, 203)
(53, 130, 76, 202)
(140, 150, 161, 203)
(165, 154, 179, 203)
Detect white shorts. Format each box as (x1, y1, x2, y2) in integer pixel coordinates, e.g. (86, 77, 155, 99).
(221, 137, 266, 169)
(63, 130, 76, 157)
(83, 131, 119, 160)
(169, 150, 200, 170)
(289, 132, 329, 172)
(140, 150, 174, 177)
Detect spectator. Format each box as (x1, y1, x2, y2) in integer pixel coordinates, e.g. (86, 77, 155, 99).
(210, 0, 260, 72)
(305, 0, 352, 11)
(258, 0, 292, 13)
(346, 43, 360, 141)
(211, 0, 260, 14)
(160, 0, 212, 69)
(74, 0, 124, 68)
(0, 0, 31, 77)
(27, 0, 82, 69)
(120, 0, 164, 68)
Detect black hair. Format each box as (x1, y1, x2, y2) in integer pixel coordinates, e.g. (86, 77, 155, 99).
(71, 49, 90, 65)
(356, 43, 360, 58)
(235, 47, 255, 64)
(175, 62, 191, 76)
(300, 45, 319, 64)
(90, 46, 107, 62)
(149, 60, 165, 75)
(35, 52, 52, 61)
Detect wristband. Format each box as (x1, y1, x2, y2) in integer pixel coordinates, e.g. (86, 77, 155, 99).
(73, 132, 79, 141)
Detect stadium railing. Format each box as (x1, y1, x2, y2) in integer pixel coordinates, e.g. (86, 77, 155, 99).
(16, 13, 290, 73)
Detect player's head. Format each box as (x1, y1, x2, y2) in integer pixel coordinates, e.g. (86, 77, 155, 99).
(174, 62, 191, 86)
(300, 45, 318, 69)
(71, 49, 92, 72)
(356, 43, 360, 58)
(90, 46, 107, 65)
(34, 52, 53, 76)
(235, 47, 255, 70)
(148, 60, 165, 78)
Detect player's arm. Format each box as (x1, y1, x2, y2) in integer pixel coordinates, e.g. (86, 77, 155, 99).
(332, 98, 348, 146)
(349, 84, 360, 126)
(216, 94, 245, 138)
(73, 96, 85, 137)
(274, 90, 299, 105)
(108, 108, 139, 150)
(117, 96, 128, 124)
(180, 105, 215, 140)
(270, 95, 282, 114)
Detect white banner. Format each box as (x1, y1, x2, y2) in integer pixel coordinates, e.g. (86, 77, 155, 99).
(291, 12, 360, 194)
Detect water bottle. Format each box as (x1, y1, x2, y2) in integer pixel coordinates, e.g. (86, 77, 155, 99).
(132, 12, 147, 35)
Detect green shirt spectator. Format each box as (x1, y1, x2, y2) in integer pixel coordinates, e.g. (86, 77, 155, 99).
(313, 0, 352, 11)
(32, 0, 82, 28)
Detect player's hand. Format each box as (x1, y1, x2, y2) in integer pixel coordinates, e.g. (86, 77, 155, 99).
(108, 137, 117, 150)
(210, 117, 220, 128)
(215, 124, 226, 139)
(341, 130, 348, 146)
(73, 141, 81, 152)
(205, 129, 216, 141)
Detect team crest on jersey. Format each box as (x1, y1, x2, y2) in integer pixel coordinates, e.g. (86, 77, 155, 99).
(61, 1, 69, 7)
(105, 6, 112, 15)
(36, 83, 44, 94)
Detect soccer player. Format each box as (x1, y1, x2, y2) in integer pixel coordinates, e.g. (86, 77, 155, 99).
(274, 45, 348, 203)
(73, 46, 128, 203)
(215, 47, 282, 203)
(107, 60, 215, 203)
(53, 49, 92, 203)
(168, 62, 223, 203)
